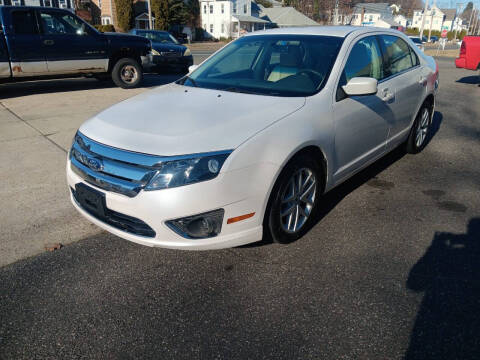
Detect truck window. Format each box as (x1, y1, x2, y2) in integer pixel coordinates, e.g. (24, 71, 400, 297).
(12, 11, 38, 35)
(39, 11, 85, 35)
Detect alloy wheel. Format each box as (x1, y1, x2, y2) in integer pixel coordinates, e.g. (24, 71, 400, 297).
(120, 65, 138, 84)
(415, 108, 430, 147)
(280, 168, 317, 233)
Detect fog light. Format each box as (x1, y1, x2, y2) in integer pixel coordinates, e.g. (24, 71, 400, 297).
(166, 209, 224, 239)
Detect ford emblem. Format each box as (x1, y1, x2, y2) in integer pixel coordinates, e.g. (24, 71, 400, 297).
(87, 157, 104, 172)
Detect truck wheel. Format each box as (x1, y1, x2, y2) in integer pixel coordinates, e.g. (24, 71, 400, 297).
(111, 58, 143, 89)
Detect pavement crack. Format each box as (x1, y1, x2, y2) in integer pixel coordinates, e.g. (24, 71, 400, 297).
(0, 102, 67, 154)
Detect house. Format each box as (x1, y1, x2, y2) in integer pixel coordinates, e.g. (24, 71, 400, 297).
(0, 0, 74, 11)
(394, 14, 408, 27)
(441, 8, 462, 31)
(200, 0, 318, 39)
(259, 6, 319, 27)
(411, 5, 444, 31)
(348, 3, 399, 28)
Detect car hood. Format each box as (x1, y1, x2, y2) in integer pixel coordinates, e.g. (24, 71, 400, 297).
(79, 84, 305, 156)
(151, 42, 186, 53)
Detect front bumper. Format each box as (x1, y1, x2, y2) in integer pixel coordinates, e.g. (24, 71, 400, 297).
(151, 55, 193, 68)
(67, 159, 277, 250)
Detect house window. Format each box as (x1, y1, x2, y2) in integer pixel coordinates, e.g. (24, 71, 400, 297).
(369, 15, 373, 21)
(204, 23, 206, 30)
(210, 24, 213, 33)
(243, 4, 247, 13)
(43, 0, 51, 6)
(221, 4, 224, 14)
(98, 0, 101, 8)
(210, 5, 213, 14)
(203, 5, 206, 14)
(221, 23, 224, 33)
(101, 16, 111, 25)
(233, 3, 237, 13)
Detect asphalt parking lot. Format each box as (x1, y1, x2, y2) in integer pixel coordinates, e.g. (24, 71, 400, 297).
(0, 58, 479, 359)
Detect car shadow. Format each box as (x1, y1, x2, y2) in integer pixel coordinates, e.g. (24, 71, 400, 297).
(0, 73, 183, 99)
(245, 111, 443, 248)
(404, 218, 480, 360)
(456, 75, 480, 85)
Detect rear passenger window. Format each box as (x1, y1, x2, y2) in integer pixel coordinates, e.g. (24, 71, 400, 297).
(12, 11, 38, 35)
(381, 35, 414, 76)
(343, 36, 384, 82)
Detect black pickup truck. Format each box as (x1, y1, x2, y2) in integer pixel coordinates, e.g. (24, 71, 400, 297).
(0, 6, 152, 88)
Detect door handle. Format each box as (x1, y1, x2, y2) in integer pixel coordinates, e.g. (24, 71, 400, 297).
(418, 76, 427, 86)
(43, 39, 55, 46)
(381, 89, 394, 102)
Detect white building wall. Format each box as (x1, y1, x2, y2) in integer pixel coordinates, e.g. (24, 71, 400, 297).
(350, 12, 382, 26)
(200, 0, 233, 39)
(411, 7, 444, 31)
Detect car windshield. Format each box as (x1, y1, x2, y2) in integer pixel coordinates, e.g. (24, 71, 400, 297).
(410, 37, 422, 44)
(137, 31, 179, 44)
(178, 35, 343, 97)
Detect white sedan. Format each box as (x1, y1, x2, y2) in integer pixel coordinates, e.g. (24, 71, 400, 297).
(67, 26, 438, 249)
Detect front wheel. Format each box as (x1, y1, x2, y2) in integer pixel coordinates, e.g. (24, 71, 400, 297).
(405, 104, 431, 154)
(265, 155, 323, 244)
(111, 58, 143, 89)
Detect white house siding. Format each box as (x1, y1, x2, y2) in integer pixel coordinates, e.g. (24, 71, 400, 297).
(200, 0, 233, 39)
(411, 7, 444, 31)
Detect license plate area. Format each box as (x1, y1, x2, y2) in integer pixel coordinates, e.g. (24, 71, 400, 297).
(75, 183, 106, 218)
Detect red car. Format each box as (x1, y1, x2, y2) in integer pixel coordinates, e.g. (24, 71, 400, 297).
(455, 36, 480, 71)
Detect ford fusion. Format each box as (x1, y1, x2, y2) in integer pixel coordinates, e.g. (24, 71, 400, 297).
(67, 26, 438, 249)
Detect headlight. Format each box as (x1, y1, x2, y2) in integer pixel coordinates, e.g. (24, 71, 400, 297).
(145, 151, 232, 191)
(151, 48, 160, 55)
(183, 48, 191, 56)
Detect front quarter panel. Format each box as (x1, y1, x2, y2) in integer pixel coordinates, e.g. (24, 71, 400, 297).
(223, 92, 335, 221)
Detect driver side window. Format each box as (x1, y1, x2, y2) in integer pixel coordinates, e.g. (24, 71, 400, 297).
(344, 36, 384, 82)
(40, 11, 86, 35)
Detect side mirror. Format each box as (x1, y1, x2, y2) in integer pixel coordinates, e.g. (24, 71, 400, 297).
(342, 77, 378, 96)
(188, 65, 199, 73)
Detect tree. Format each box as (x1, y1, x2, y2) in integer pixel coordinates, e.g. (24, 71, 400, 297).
(114, 0, 134, 31)
(152, 0, 169, 30)
(462, 2, 474, 22)
(256, 0, 273, 8)
(185, 0, 200, 29)
(169, 0, 189, 25)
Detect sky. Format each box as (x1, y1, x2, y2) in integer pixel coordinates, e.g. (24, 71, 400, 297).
(433, 0, 480, 10)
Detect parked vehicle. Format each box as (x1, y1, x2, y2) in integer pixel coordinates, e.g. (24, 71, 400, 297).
(455, 36, 480, 72)
(0, 7, 152, 88)
(429, 36, 438, 43)
(409, 36, 425, 52)
(67, 27, 439, 249)
(130, 29, 193, 73)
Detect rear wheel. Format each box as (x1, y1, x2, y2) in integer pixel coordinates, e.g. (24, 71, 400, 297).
(265, 155, 323, 244)
(111, 58, 143, 89)
(406, 104, 431, 154)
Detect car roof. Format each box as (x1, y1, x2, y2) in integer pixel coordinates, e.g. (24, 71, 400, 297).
(134, 29, 169, 33)
(244, 26, 404, 38)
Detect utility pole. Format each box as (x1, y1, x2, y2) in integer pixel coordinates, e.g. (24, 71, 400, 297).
(474, 9, 480, 35)
(419, 0, 429, 41)
(333, 0, 339, 25)
(428, 0, 436, 42)
(467, 5, 475, 34)
(147, 0, 153, 30)
(453, 3, 462, 41)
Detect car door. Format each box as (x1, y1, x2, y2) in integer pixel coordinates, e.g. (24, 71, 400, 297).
(332, 35, 394, 182)
(379, 35, 426, 147)
(0, 30, 10, 78)
(4, 8, 48, 76)
(37, 9, 108, 74)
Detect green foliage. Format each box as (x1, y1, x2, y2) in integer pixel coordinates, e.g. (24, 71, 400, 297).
(93, 24, 116, 33)
(405, 27, 467, 41)
(114, 0, 134, 31)
(256, 0, 272, 8)
(152, 0, 169, 30)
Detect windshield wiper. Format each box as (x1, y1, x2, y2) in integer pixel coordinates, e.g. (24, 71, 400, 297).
(223, 87, 261, 95)
(183, 75, 197, 87)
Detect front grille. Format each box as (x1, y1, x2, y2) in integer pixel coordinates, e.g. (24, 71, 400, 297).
(161, 51, 182, 57)
(69, 132, 164, 197)
(71, 187, 156, 238)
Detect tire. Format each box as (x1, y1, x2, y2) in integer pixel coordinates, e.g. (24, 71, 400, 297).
(265, 154, 324, 244)
(111, 58, 143, 89)
(405, 103, 431, 154)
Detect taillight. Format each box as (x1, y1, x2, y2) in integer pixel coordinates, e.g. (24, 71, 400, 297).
(460, 41, 466, 56)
